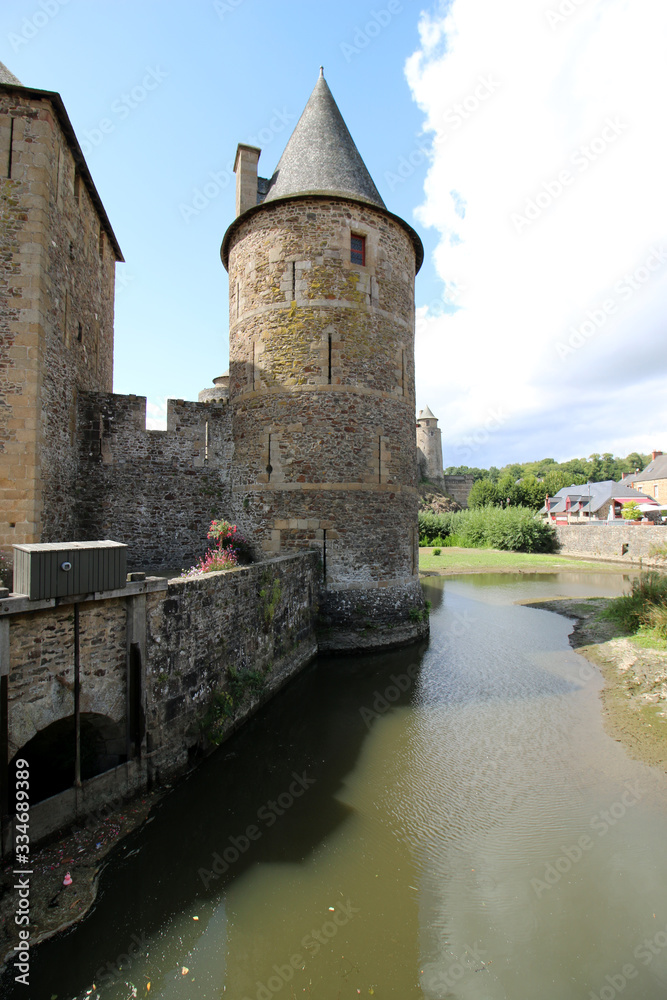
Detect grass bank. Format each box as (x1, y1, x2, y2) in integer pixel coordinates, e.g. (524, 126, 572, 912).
(419, 546, 623, 575)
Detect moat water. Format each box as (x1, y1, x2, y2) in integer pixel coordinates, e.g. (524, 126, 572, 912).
(11, 571, 667, 999)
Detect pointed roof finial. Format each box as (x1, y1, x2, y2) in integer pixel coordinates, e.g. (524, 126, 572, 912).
(319, 66, 324, 77)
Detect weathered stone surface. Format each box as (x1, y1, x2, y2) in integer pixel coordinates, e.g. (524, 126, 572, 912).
(225, 195, 426, 648)
(76, 393, 233, 571)
(0, 91, 118, 552)
(555, 523, 667, 565)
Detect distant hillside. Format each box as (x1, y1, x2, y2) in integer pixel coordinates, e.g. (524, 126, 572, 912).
(444, 451, 651, 486)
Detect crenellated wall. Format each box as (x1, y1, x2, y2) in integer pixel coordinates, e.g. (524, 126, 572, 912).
(76, 392, 234, 571)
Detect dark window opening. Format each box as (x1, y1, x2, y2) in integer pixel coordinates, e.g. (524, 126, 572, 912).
(266, 434, 273, 481)
(351, 234, 365, 266)
(322, 529, 327, 584)
(77, 322, 83, 343)
(6, 117, 14, 179)
(291, 261, 296, 300)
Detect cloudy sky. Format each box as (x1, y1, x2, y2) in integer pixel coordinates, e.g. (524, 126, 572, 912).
(2, 0, 666, 467)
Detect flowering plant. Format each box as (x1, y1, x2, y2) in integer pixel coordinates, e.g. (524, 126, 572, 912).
(180, 519, 252, 578)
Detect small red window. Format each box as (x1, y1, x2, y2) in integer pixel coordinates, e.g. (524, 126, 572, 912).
(351, 234, 366, 266)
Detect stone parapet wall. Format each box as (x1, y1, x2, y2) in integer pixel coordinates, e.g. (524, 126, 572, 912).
(145, 552, 319, 779)
(555, 523, 667, 566)
(76, 391, 234, 571)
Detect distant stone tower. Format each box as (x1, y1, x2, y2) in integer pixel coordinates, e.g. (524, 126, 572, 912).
(221, 70, 427, 650)
(417, 406, 443, 481)
(0, 62, 122, 551)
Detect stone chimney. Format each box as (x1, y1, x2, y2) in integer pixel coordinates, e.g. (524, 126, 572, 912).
(652, 450, 663, 461)
(234, 144, 261, 217)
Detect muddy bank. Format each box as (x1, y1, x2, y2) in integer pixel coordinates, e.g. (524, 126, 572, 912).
(0, 788, 162, 965)
(526, 598, 667, 772)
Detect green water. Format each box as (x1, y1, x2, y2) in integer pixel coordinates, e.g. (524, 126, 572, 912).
(10, 571, 667, 1000)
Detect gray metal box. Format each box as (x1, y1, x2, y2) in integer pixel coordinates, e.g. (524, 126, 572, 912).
(12, 541, 128, 600)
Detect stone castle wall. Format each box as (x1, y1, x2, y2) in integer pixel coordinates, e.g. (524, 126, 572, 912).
(224, 196, 427, 648)
(76, 392, 234, 571)
(2, 551, 319, 846)
(443, 474, 475, 508)
(555, 523, 667, 566)
(0, 90, 117, 551)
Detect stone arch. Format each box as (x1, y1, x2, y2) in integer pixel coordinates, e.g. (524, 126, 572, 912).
(10, 712, 127, 805)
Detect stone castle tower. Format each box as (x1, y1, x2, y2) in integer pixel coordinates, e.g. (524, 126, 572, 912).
(417, 405, 443, 481)
(221, 71, 428, 649)
(0, 62, 122, 551)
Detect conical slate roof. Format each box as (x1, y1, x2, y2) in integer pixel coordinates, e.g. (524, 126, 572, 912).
(419, 406, 437, 420)
(0, 61, 22, 85)
(263, 69, 385, 209)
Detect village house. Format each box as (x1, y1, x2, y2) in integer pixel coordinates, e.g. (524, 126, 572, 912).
(540, 480, 659, 523)
(623, 450, 667, 503)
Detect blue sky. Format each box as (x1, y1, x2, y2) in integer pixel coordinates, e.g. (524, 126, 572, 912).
(2, 0, 666, 468)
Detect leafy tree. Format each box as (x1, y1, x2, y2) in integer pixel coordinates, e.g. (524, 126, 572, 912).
(588, 453, 602, 481)
(622, 501, 642, 521)
(467, 478, 500, 508)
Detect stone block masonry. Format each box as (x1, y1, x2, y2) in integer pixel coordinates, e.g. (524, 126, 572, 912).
(76, 392, 233, 571)
(443, 474, 475, 508)
(0, 88, 119, 552)
(555, 523, 667, 567)
(145, 551, 319, 780)
(224, 195, 427, 650)
(1, 551, 318, 847)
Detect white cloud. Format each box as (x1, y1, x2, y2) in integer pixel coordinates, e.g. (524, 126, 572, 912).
(407, 0, 667, 467)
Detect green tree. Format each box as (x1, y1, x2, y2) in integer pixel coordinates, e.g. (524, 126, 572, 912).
(467, 478, 500, 508)
(622, 501, 642, 521)
(587, 454, 602, 480)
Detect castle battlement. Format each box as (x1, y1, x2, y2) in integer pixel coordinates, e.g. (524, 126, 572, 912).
(78, 392, 231, 470)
